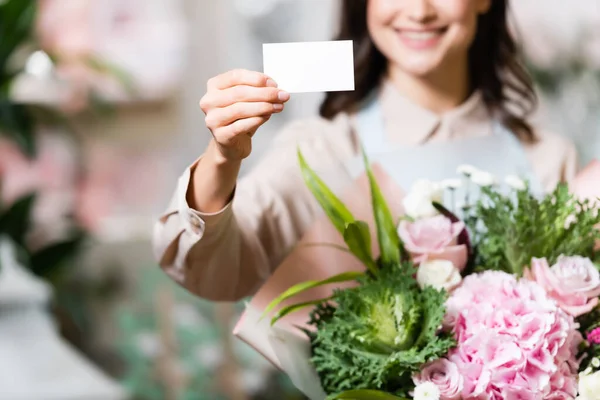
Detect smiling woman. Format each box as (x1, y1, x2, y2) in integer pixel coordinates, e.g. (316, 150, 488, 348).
(153, 0, 578, 304)
(321, 0, 537, 142)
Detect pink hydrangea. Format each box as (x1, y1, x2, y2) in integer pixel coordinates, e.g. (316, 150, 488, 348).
(445, 271, 582, 399)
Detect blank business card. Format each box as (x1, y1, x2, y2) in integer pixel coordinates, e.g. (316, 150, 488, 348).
(262, 40, 355, 93)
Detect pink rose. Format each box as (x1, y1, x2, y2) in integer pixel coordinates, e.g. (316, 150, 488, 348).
(397, 215, 468, 271)
(413, 358, 463, 400)
(529, 256, 600, 317)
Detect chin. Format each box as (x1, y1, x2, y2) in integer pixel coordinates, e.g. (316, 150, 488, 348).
(393, 57, 445, 78)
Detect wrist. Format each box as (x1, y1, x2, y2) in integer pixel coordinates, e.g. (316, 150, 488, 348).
(207, 139, 242, 168)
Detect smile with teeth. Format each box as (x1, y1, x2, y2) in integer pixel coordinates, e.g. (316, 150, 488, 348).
(400, 30, 443, 40)
(396, 27, 447, 49)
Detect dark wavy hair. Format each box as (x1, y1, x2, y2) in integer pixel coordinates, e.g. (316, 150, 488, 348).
(320, 0, 537, 142)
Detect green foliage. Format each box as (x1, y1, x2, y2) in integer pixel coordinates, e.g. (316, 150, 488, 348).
(0, 0, 36, 79)
(0, 192, 36, 246)
(289, 148, 451, 396)
(28, 233, 87, 281)
(0, 0, 38, 155)
(0, 99, 36, 156)
(361, 149, 403, 268)
(0, 192, 87, 281)
(270, 296, 334, 326)
(308, 267, 455, 396)
(262, 271, 364, 323)
(298, 149, 355, 235)
(468, 183, 600, 275)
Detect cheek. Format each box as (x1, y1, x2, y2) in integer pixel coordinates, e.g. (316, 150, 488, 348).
(434, 0, 480, 49)
(366, 0, 399, 59)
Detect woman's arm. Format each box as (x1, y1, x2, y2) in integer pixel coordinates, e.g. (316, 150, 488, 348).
(152, 118, 350, 302)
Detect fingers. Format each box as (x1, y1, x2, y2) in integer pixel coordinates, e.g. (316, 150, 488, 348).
(205, 102, 282, 130)
(212, 116, 270, 143)
(207, 69, 276, 91)
(201, 85, 289, 109)
(201, 69, 288, 155)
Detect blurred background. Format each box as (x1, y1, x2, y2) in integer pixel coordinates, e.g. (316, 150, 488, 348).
(0, 0, 599, 399)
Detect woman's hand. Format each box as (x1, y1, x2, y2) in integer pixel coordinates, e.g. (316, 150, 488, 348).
(200, 69, 290, 162)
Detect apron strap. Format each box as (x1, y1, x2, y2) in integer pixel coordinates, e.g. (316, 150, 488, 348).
(354, 92, 388, 155)
(354, 95, 543, 195)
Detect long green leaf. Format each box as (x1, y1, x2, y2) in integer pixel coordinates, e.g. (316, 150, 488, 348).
(298, 148, 355, 234)
(270, 296, 334, 325)
(260, 271, 364, 320)
(343, 221, 377, 275)
(327, 390, 408, 400)
(362, 149, 401, 267)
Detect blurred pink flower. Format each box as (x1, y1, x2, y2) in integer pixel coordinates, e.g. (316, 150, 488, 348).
(0, 132, 79, 247)
(0, 133, 76, 205)
(74, 143, 168, 233)
(446, 271, 581, 399)
(36, 0, 187, 104)
(37, 0, 94, 59)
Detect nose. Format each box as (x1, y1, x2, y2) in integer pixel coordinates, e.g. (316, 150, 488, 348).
(404, 0, 436, 23)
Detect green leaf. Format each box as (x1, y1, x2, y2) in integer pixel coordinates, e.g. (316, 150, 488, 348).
(270, 296, 333, 325)
(0, 99, 36, 156)
(343, 221, 378, 275)
(327, 390, 407, 399)
(0, 193, 36, 245)
(86, 56, 137, 96)
(361, 149, 401, 267)
(29, 234, 87, 280)
(0, 0, 37, 75)
(298, 148, 355, 234)
(260, 271, 364, 320)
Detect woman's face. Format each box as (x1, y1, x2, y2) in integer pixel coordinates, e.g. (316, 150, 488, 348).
(367, 0, 491, 77)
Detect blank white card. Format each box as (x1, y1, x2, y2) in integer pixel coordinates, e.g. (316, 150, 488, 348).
(262, 40, 355, 93)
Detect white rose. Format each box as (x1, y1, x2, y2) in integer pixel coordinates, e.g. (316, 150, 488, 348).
(403, 180, 444, 219)
(417, 260, 462, 292)
(413, 381, 441, 400)
(470, 170, 497, 187)
(579, 370, 600, 400)
(505, 175, 526, 191)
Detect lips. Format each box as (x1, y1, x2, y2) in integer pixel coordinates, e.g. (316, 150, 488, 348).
(395, 27, 448, 49)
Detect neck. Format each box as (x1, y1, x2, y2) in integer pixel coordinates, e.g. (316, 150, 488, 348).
(387, 58, 470, 114)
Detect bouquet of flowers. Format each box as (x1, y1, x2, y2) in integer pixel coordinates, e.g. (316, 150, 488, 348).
(235, 151, 600, 400)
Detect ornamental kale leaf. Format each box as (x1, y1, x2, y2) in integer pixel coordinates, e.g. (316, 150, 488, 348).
(467, 183, 600, 276)
(306, 266, 455, 396)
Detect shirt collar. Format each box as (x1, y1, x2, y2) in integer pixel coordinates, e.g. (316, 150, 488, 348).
(378, 79, 492, 145)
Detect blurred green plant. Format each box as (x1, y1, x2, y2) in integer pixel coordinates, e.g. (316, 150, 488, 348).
(0, 0, 38, 155)
(0, 0, 87, 280)
(116, 266, 304, 400)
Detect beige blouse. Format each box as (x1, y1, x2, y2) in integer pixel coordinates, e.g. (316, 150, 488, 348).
(153, 81, 579, 302)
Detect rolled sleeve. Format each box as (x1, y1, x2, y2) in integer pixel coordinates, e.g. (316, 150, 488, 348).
(176, 163, 235, 238)
(153, 159, 235, 283)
